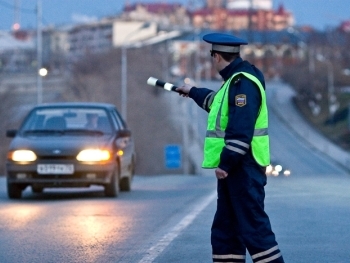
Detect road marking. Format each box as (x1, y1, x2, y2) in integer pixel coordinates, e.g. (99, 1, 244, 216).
(138, 190, 217, 263)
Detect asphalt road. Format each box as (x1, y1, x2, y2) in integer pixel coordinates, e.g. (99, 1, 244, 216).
(0, 175, 217, 263)
(0, 82, 350, 263)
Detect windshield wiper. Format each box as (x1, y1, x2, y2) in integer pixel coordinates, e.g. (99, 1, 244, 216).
(23, 129, 105, 136)
(62, 129, 104, 136)
(23, 129, 65, 135)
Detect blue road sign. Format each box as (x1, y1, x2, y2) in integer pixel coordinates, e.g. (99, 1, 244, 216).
(165, 145, 181, 169)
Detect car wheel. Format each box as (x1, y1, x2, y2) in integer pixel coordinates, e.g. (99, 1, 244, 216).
(7, 182, 22, 199)
(104, 169, 120, 197)
(32, 186, 44, 194)
(120, 176, 131, 192)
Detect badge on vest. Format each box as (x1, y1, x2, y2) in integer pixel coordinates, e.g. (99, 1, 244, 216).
(235, 94, 246, 107)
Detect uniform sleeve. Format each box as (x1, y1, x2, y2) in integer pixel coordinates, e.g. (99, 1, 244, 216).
(218, 76, 262, 172)
(189, 87, 216, 112)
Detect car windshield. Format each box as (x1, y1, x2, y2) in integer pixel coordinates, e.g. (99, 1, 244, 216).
(20, 107, 113, 135)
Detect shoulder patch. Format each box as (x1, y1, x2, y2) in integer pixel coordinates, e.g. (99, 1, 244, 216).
(235, 94, 246, 107)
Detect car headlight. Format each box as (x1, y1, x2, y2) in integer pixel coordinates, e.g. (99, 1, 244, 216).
(9, 150, 37, 162)
(76, 149, 111, 162)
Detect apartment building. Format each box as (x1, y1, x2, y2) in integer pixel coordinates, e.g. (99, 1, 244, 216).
(68, 19, 114, 59)
(122, 3, 191, 29)
(193, 2, 294, 31)
(226, 0, 272, 10)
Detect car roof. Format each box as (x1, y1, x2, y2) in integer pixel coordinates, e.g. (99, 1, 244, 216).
(33, 102, 117, 110)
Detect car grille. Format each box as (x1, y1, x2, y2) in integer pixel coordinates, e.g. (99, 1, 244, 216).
(36, 155, 76, 160)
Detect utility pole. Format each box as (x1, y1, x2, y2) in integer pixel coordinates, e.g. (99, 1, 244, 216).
(36, 0, 43, 104)
(13, 0, 21, 30)
(247, 0, 253, 42)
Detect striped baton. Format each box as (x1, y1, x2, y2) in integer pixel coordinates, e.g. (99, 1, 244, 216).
(147, 77, 184, 94)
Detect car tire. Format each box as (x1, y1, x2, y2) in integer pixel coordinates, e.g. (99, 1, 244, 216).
(32, 186, 44, 194)
(7, 182, 22, 199)
(104, 169, 120, 197)
(120, 176, 131, 192)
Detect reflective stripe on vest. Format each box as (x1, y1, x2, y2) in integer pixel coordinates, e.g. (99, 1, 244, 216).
(202, 72, 270, 168)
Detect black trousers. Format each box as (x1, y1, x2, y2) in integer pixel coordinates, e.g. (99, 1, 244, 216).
(211, 165, 284, 263)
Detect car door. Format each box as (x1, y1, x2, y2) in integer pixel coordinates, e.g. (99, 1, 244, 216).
(109, 109, 134, 177)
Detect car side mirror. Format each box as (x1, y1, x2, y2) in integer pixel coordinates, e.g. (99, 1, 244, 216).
(6, 130, 17, 138)
(116, 129, 131, 149)
(117, 129, 131, 138)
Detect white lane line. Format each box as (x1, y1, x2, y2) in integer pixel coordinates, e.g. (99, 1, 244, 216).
(138, 190, 217, 263)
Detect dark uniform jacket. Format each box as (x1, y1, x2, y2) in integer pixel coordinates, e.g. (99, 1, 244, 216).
(188, 57, 266, 173)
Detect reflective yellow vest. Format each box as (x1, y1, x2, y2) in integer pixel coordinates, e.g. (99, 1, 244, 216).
(202, 72, 270, 168)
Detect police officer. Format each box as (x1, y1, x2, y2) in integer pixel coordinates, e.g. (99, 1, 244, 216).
(176, 33, 284, 263)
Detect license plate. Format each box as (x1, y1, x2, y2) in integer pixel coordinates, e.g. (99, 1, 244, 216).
(37, 164, 74, 174)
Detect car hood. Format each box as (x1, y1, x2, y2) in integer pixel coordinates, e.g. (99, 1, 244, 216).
(9, 134, 115, 156)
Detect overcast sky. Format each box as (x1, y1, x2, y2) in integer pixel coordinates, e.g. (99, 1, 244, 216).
(0, 0, 349, 31)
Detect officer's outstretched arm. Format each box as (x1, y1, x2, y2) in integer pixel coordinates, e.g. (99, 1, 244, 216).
(176, 84, 192, 97)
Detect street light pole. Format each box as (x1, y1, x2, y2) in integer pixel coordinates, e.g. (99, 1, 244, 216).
(317, 54, 337, 117)
(120, 22, 150, 121)
(326, 61, 334, 101)
(36, 0, 43, 104)
(121, 45, 127, 120)
(326, 60, 338, 119)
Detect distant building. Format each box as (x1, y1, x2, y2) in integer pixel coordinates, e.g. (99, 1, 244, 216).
(206, 0, 225, 8)
(68, 19, 114, 59)
(192, 4, 294, 31)
(121, 3, 191, 29)
(226, 0, 272, 10)
(112, 21, 158, 47)
(339, 20, 350, 33)
(40, 26, 71, 71)
(170, 29, 310, 80)
(0, 30, 34, 51)
(120, 1, 290, 31)
(0, 30, 35, 73)
(66, 19, 159, 62)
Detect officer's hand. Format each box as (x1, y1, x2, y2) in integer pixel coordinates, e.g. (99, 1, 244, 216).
(176, 84, 192, 97)
(215, 168, 228, 179)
